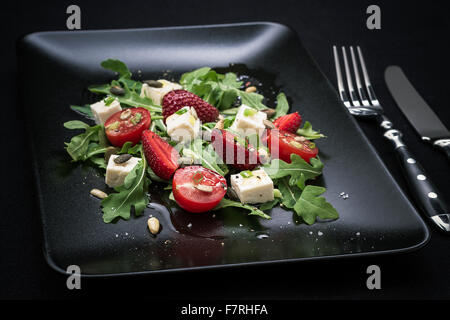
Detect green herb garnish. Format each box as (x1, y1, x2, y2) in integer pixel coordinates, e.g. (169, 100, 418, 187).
(293, 186, 339, 225)
(130, 113, 142, 125)
(212, 198, 271, 220)
(263, 153, 323, 187)
(273, 92, 289, 119)
(243, 108, 257, 117)
(64, 121, 105, 162)
(104, 96, 115, 106)
(175, 108, 189, 115)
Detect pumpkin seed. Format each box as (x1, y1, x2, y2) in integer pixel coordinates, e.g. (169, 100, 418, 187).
(261, 108, 276, 117)
(106, 121, 120, 131)
(114, 154, 132, 164)
(294, 136, 307, 142)
(90, 188, 108, 199)
(104, 146, 120, 162)
(130, 112, 142, 125)
(147, 217, 160, 235)
(120, 109, 132, 120)
(144, 80, 163, 88)
(289, 140, 304, 149)
(263, 119, 275, 129)
(245, 86, 257, 93)
(110, 85, 125, 95)
(194, 184, 213, 192)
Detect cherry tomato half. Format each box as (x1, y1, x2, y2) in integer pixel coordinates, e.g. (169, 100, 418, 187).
(267, 129, 318, 163)
(172, 166, 227, 213)
(104, 107, 151, 147)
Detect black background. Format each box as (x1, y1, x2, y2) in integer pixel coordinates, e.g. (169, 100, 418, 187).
(1, 0, 449, 299)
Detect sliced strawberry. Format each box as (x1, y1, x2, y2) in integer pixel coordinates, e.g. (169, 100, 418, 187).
(162, 89, 219, 123)
(141, 130, 179, 180)
(273, 112, 302, 133)
(211, 129, 260, 171)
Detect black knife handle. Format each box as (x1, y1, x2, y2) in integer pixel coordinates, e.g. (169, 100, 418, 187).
(384, 129, 450, 233)
(433, 139, 450, 161)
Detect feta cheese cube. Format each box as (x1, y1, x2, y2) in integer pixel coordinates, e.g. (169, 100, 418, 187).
(105, 155, 141, 188)
(166, 106, 201, 143)
(140, 79, 182, 105)
(90, 98, 122, 125)
(229, 104, 267, 136)
(230, 169, 274, 204)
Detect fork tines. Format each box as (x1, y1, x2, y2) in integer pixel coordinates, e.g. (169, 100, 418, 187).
(333, 46, 381, 113)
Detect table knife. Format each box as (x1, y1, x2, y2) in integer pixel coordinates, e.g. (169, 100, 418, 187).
(385, 66, 450, 160)
(384, 65, 449, 233)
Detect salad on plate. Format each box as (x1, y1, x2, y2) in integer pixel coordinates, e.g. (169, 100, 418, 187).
(64, 59, 338, 233)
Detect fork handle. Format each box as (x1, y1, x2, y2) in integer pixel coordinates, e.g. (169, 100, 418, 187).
(433, 139, 450, 161)
(384, 129, 450, 233)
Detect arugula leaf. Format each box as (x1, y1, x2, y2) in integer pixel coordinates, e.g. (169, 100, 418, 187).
(259, 198, 280, 211)
(180, 67, 212, 85)
(180, 67, 268, 110)
(297, 121, 326, 140)
(70, 105, 94, 119)
(89, 81, 161, 113)
(100, 59, 132, 79)
(263, 154, 323, 186)
(150, 119, 167, 135)
(182, 139, 228, 176)
(64, 120, 90, 130)
(274, 92, 289, 119)
(118, 142, 142, 156)
(89, 156, 107, 169)
(276, 177, 302, 209)
(293, 185, 339, 225)
(237, 90, 267, 110)
(213, 198, 271, 220)
(101, 153, 149, 223)
(64, 121, 104, 161)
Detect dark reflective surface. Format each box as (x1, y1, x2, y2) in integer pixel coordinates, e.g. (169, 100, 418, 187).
(17, 22, 429, 276)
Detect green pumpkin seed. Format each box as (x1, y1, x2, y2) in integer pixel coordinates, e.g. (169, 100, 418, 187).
(144, 80, 163, 88)
(114, 154, 132, 164)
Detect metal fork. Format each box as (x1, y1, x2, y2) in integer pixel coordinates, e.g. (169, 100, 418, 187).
(333, 46, 449, 233)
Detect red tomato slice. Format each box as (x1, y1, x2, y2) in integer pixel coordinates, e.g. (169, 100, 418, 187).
(172, 166, 227, 213)
(104, 107, 151, 147)
(267, 129, 318, 163)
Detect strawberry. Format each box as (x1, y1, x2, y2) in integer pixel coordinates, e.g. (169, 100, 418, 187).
(211, 129, 260, 171)
(273, 112, 302, 133)
(162, 89, 219, 123)
(141, 130, 179, 180)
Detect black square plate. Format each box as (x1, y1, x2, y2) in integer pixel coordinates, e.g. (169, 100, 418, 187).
(18, 22, 429, 276)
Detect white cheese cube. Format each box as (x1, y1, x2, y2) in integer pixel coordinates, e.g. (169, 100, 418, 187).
(229, 104, 267, 136)
(90, 98, 122, 125)
(230, 169, 274, 204)
(166, 107, 201, 143)
(105, 155, 141, 188)
(140, 79, 182, 105)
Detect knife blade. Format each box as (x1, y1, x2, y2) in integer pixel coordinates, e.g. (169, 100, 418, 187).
(384, 66, 450, 160)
